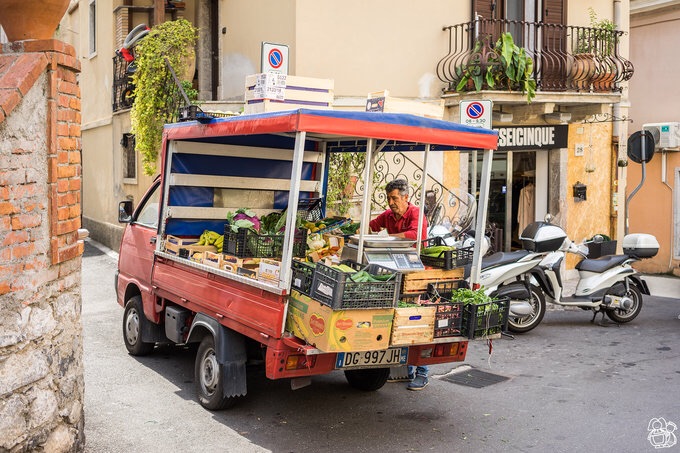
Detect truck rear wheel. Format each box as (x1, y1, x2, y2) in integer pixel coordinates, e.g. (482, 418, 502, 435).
(195, 335, 237, 410)
(344, 368, 390, 391)
(123, 296, 155, 356)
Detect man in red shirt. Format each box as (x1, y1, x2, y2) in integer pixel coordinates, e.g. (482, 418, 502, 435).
(369, 179, 427, 241)
(370, 179, 429, 390)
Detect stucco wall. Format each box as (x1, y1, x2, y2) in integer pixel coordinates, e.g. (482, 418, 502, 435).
(627, 5, 680, 274)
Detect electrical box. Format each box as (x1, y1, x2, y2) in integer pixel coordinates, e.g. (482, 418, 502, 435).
(642, 122, 680, 149)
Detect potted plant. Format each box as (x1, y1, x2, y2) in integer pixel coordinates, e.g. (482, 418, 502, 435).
(456, 32, 536, 103)
(130, 18, 198, 176)
(573, 8, 617, 92)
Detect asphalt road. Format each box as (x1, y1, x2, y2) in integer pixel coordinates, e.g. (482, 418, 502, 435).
(82, 241, 680, 452)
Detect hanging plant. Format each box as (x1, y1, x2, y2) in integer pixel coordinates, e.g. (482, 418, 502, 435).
(130, 18, 198, 175)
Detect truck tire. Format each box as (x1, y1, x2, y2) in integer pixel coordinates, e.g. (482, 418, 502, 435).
(344, 368, 390, 391)
(195, 335, 237, 410)
(123, 296, 155, 356)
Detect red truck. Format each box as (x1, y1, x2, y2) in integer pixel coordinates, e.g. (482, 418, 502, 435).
(116, 109, 499, 410)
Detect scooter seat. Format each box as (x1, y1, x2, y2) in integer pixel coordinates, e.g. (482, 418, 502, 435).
(463, 250, 530, 278)
(576, 254, 630, 273)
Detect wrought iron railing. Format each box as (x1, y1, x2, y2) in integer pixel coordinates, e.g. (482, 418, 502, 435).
(436, 18, 634, 94)
(330, 150, 476, 234)
(112, 53, 134, 111)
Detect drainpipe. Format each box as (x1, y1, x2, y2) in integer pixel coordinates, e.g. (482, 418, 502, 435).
(612, 0, 626, 248)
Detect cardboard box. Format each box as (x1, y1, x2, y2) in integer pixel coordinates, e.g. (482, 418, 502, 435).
(286, 291, 394, 352)
(366, 90, 444, 120)
(258, 258, 282, 283)
(202, 251, 223, 269)
(390, 306, 436, 346)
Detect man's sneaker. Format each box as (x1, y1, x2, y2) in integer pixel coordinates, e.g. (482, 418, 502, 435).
(407, 375, 428, 391)
(387, 373, 414, 383)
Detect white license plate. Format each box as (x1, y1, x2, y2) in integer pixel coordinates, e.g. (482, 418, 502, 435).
(335, 347, 408, 369)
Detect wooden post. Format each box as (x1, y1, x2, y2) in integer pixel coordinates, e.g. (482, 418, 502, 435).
(153, 0, 165, 26)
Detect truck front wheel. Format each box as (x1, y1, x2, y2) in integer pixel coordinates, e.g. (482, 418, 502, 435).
(344, 368, 390, 391)
(123, 296, 155, 356)
(195, 335, 236, 410)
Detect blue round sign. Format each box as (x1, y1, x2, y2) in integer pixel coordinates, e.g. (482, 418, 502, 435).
(268, 49, 283, 69)
(466, 102, 485, 119)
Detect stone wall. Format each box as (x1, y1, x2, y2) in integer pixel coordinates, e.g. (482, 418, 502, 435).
(0, 40, 84, 452)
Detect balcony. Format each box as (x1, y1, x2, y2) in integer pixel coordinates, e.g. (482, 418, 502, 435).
(436, 19, 634, 121)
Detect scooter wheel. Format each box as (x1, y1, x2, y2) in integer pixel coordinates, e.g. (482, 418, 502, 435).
(506, 284, 546, 334)
(605, 284, 643, 323)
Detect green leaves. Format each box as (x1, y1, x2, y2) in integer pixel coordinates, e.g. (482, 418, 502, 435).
(130, 19, 198, 176)
(456, 32, 536, 103)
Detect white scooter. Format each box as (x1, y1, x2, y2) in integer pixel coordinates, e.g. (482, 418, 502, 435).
(520, 219, 659, 327)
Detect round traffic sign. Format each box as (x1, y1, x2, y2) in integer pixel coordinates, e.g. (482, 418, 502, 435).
(627, 130, 655, 164)
(466, 102, 485, 119)
(268, 48, 283, 69)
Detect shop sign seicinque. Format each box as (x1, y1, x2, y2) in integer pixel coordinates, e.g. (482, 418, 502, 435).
(495, 125, 568, 151)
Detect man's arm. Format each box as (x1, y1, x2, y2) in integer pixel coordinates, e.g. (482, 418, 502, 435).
(369, 211, 387, 232)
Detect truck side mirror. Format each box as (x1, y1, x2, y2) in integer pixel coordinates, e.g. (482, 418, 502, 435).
(118, 200, 133, 223)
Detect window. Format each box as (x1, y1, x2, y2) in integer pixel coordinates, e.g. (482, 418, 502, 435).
(89, 0, 96, 55)
(135, 184, 160, 229)
(121, 133, 136, 181)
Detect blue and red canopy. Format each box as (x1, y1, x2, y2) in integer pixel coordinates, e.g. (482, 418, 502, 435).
(165, 109, 498, 151)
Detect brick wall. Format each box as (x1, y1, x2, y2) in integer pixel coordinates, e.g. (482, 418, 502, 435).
(0, 39, 85, 452)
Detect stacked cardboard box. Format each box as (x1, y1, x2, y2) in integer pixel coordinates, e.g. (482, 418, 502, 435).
(244, 73, 334, 114)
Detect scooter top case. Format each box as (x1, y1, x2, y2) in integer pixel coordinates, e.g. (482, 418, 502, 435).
(519, 222, 567, 253)
(622, 234, 659, 259)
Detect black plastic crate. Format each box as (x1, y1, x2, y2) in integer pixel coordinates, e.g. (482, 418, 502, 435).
(420, 237, 474, 270)
(397, 292, 429, 306)
(290, 259, 315, 297)
(462, 297, 510, 339)
(297, 198, 323, 222)
(426, 279, 469, 300)
(224, 226, 307, 258)
(310, 260, 402, 310)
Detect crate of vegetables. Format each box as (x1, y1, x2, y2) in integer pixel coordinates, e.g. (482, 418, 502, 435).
(290, 259, 315, 297)
(310, 260, 402, 310)
(420, 236, 473, 270)
(224, 209, 307, 258)
(462, 296, 510, 339)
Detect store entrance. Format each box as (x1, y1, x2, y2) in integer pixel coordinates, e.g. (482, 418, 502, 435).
(469, 150, 547, 251)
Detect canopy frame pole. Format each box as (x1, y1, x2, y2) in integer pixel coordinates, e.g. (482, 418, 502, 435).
(469, 148, 494, 287)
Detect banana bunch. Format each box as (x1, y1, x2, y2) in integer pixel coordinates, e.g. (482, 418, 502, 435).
(197, 230, 224, 253)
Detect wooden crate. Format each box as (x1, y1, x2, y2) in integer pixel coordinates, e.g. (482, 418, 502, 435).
(401, 268, 464, 293)
(390, 306, 436, 346)
(366, 90, 444, 120)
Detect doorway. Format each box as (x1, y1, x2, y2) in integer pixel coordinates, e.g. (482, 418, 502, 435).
(469, 150, 548, 251)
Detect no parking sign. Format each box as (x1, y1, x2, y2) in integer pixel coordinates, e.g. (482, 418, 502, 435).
(460, 100, 493, 129)
(261, 42, 289, 74)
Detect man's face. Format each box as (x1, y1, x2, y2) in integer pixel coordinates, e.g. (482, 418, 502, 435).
(386, 189, 409, 217)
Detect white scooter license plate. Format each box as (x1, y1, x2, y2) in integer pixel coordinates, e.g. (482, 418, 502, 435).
(335, 347, 408, 369)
